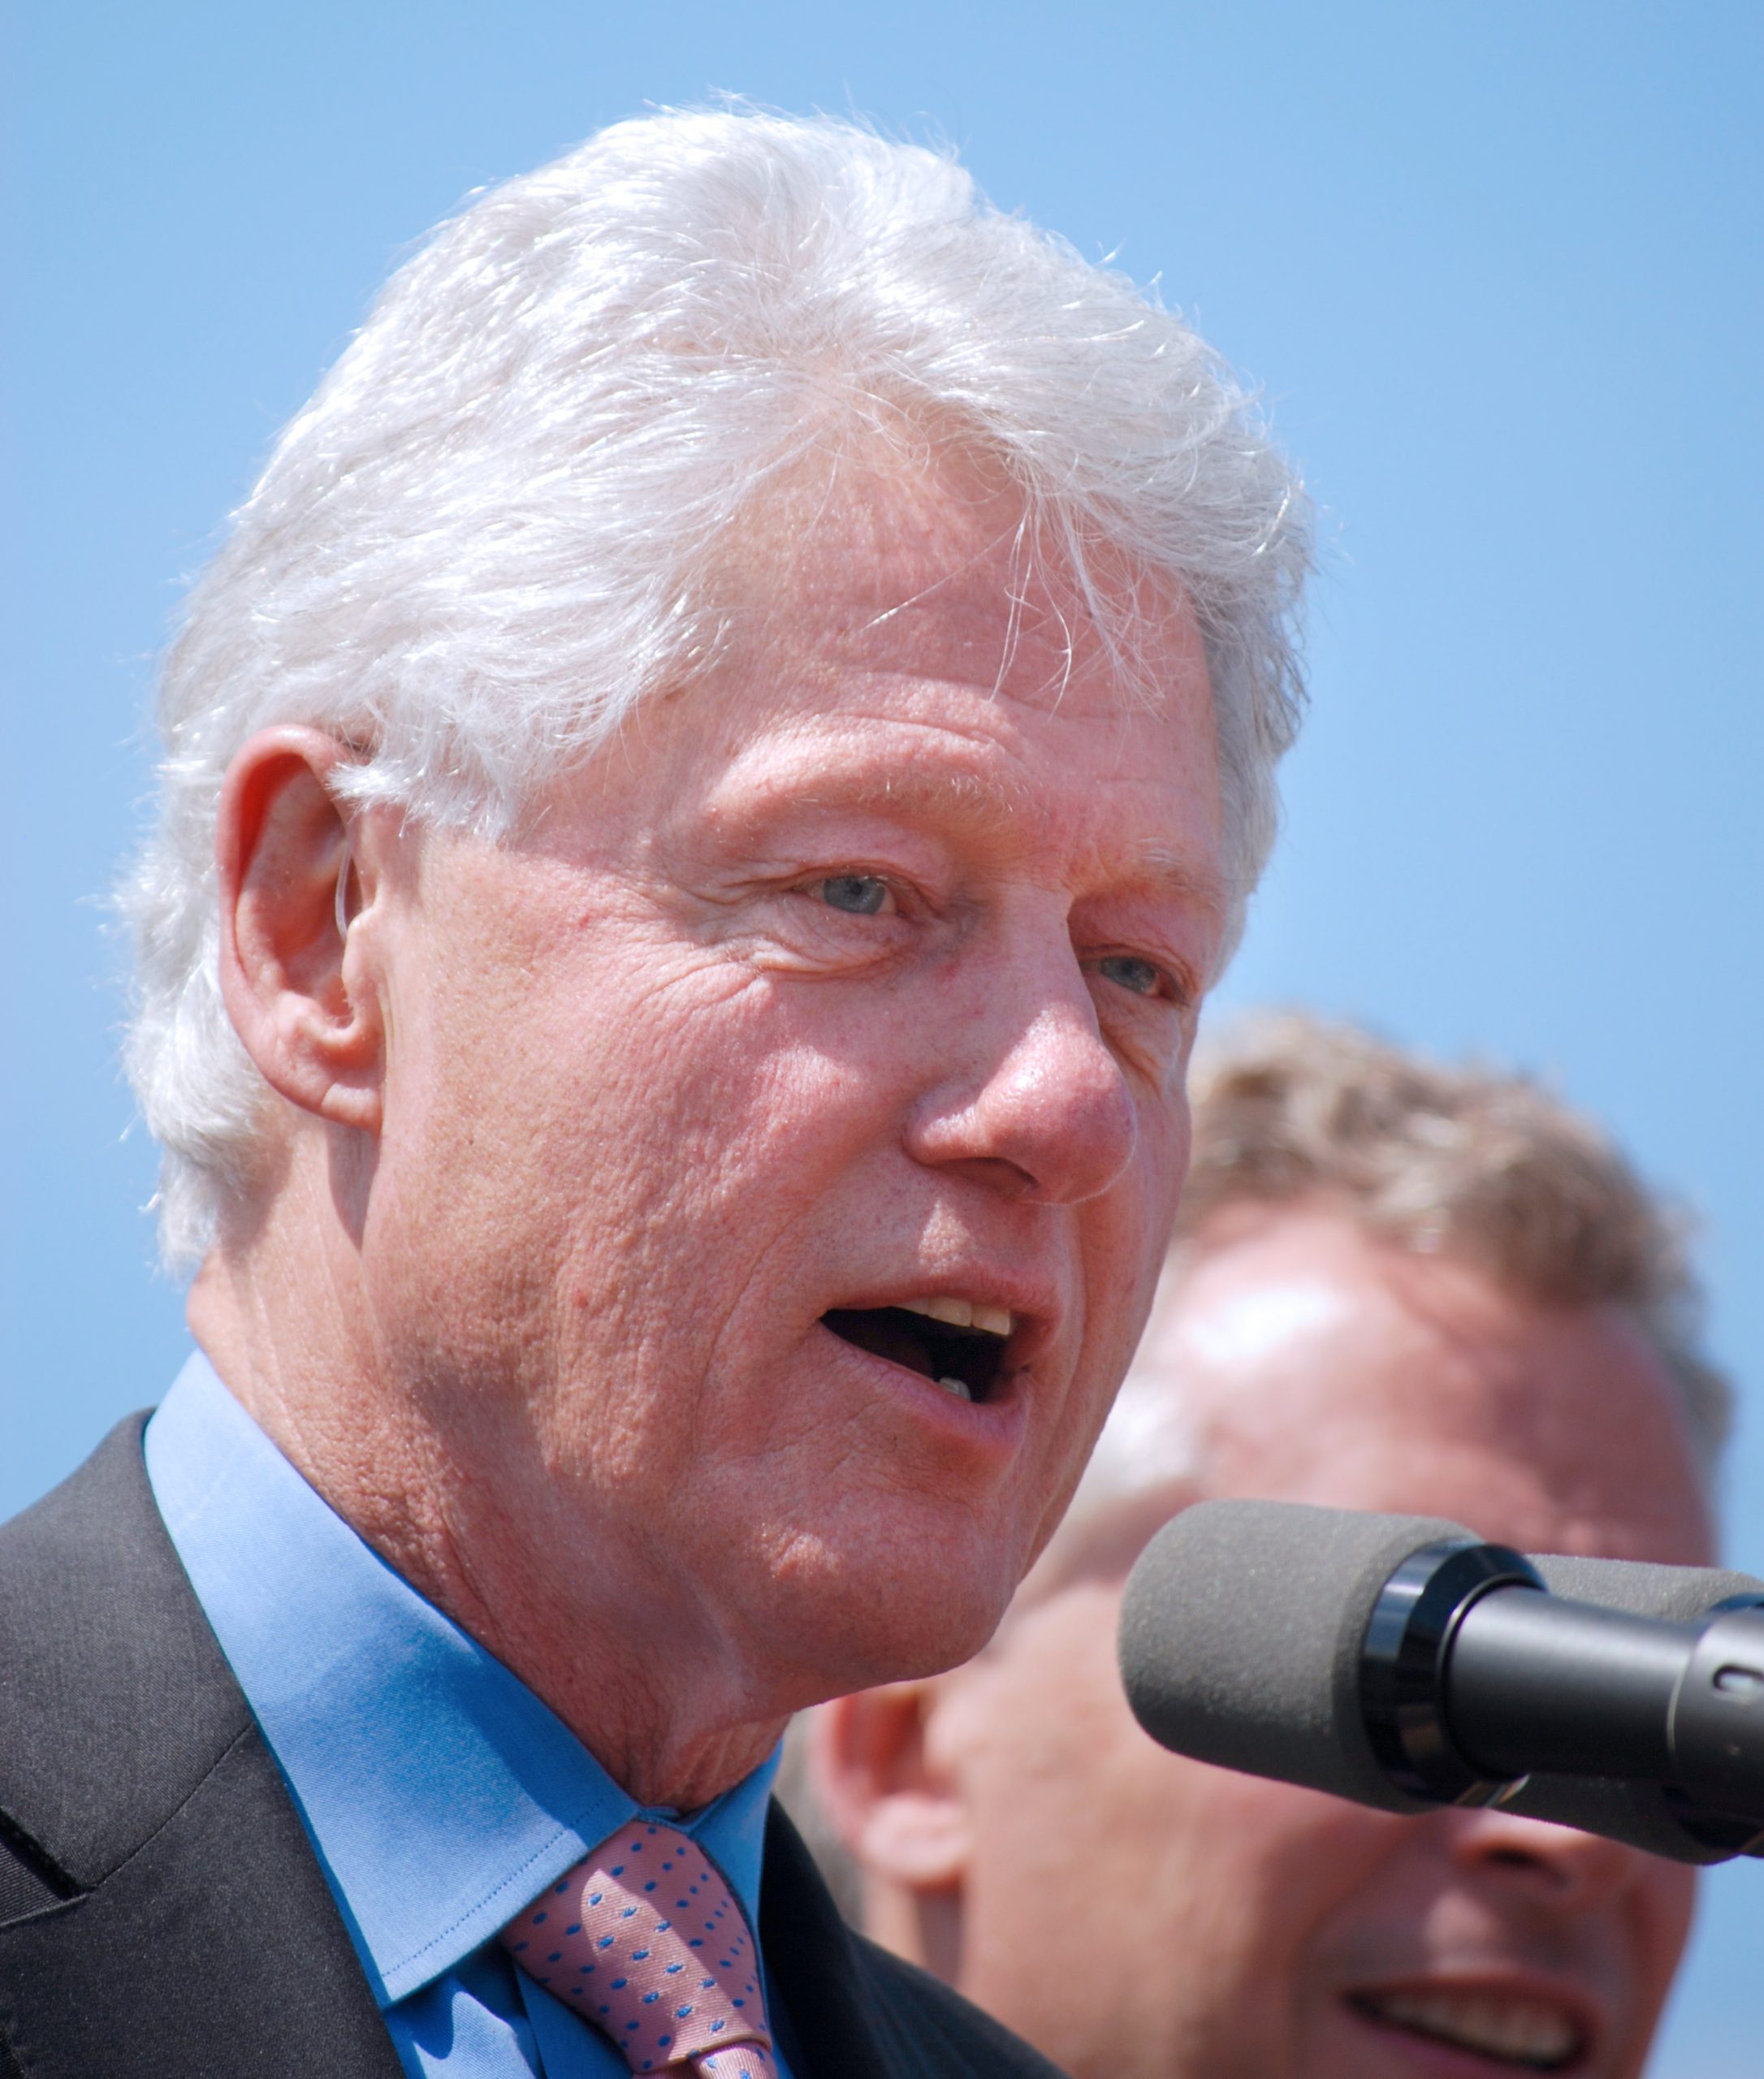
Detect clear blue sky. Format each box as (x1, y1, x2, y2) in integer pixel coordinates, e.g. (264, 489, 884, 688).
(7, 3, 1760, 2068)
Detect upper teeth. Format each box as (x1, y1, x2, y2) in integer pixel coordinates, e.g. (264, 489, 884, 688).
(1359, 1989, 1581, 2069)
(897, 1297, 1014, 1338)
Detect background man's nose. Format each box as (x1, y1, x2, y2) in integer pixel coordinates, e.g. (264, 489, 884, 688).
(1444, 1804, 1647, 1915)
(906, 982, 1139, 1206)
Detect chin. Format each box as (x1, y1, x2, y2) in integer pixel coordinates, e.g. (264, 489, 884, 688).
(766, 1522, 1018, 1697)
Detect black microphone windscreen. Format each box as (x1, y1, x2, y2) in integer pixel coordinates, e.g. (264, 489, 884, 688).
(1118, 1498, 1471, 1813)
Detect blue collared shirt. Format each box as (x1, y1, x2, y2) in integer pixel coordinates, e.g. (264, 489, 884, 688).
(145, 1354, 793, 2079)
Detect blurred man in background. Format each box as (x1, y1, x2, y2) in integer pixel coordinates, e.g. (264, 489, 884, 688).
(803, 1014, 1728, 2079)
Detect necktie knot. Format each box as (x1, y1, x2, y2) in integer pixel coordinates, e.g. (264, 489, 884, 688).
(501, 1821, 776, 2077)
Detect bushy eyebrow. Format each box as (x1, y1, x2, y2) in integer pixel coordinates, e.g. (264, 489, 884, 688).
(1126, 845, 1230, 918)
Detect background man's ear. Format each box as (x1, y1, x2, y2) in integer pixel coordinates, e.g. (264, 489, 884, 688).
(216, 725, 387, 1134)
(808, 1682, 971, 1891)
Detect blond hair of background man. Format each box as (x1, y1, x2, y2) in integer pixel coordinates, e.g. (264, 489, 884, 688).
(804, 1013, 1729, 2079)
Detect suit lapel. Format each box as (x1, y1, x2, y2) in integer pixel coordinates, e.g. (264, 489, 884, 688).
(0, 1418, 400, 2078)
(759, 1801, 1070, 2079)
(759, 1802, 899, 2079)
(0, 1422, 1054, 2078)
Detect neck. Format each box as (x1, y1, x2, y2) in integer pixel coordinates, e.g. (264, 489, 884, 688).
(187, 1199, 789, 1812)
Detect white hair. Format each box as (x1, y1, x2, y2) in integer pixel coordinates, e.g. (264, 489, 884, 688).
(121, 107, 1311, 1269)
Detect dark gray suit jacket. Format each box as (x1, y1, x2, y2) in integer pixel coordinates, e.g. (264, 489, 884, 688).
(0, 1418, 1064, 2079)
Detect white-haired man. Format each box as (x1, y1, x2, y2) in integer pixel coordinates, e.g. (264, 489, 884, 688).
(806, 1016, 1727, 2079)
(0, 112, 1308, 2077)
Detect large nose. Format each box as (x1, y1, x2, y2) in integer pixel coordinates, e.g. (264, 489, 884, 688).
(1443, 1803, 1649, 1917)
(904, 930, 1139, 1206)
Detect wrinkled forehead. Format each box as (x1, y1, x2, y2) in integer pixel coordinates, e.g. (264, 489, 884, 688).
(516, 432, 1229, 979)
(1131, 1219, 1713, 1561)
(711, 439, 1207, 721)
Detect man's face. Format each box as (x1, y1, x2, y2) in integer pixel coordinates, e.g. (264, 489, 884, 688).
(355, 452, 1226, 1709)
(908, 1211, 1712, 2079)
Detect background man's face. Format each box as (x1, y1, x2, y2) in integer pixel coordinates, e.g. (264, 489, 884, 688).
(890, 1210, 1712, 2079)
(350, 452, 1226, 1708)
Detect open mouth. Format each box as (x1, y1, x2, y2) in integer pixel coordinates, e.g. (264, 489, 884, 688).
(1348, 1989, 1587, 2072)
(822, 1298, 1013, 1405)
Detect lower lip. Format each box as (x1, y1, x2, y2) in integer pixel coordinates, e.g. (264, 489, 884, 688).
(1342, 1997, 1585, 2078)
(813, 1320, 1027, 1450)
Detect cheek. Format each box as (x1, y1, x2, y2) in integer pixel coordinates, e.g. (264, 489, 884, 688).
(958, 1692, 1377, 2062)
(1112, 1087, 1191, 1269)
(1070, 1097, 1191, 1378)
(1230, 1791, 1407, 1920)
(1117, 1774, 1412, 2009)
(956, 1662, 1170, 1909)
(1631, 1865, 1697, 1994)
(960, 1618, 1291, 1891)
(564, 951, 910, 1170)
(443, 944, 903, 1258)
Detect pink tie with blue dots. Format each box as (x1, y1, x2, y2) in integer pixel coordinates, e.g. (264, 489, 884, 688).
(500, 1820, 776, 2078)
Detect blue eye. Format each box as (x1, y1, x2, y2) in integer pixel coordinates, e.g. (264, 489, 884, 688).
(1097, 953, 1162, 997)
(819, 875, 891, 915)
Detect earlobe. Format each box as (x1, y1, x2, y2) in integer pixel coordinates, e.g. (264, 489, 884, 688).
(216, 727, 386, 1135)
(857, 1782, 971, 1891)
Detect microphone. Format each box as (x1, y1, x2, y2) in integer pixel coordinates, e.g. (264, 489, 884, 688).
(1118, 1499, 1764, 1865)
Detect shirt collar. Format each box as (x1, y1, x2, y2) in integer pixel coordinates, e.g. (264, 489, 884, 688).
(145, 1353, 780, 2008)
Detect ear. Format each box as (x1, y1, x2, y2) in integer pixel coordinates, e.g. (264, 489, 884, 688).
(808, 1681, 971, 1892)
(216, 726, 386, 1135)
